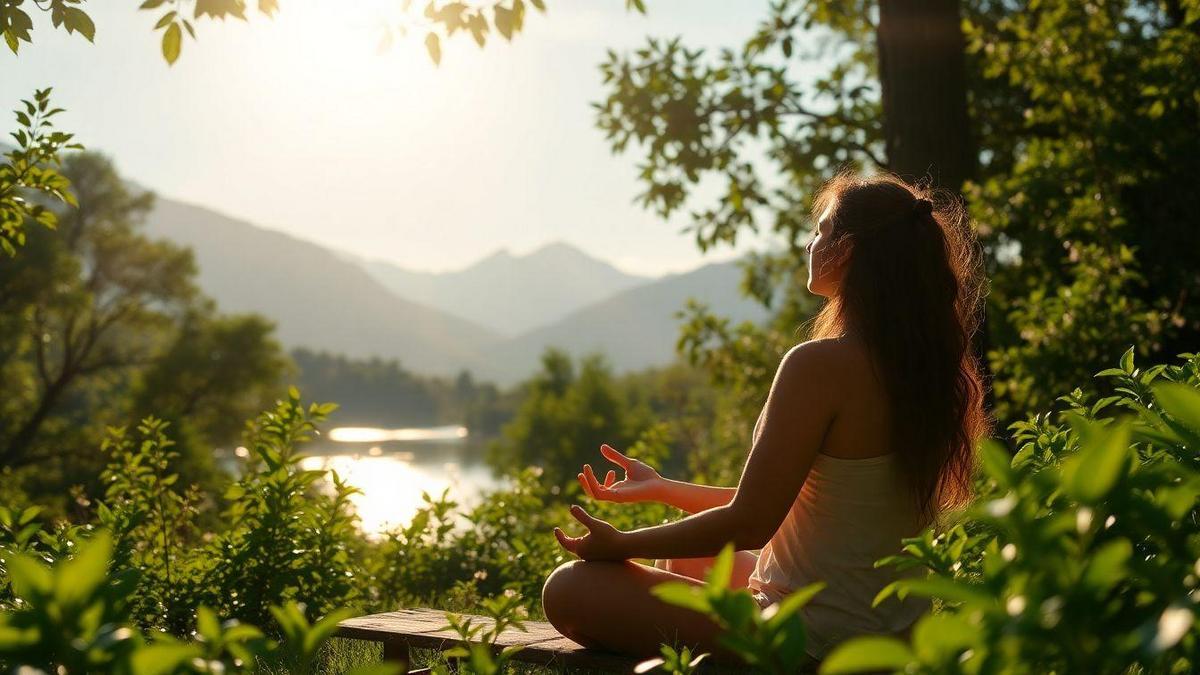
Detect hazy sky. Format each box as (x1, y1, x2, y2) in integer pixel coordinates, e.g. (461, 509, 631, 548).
(2, 1, 796, 276)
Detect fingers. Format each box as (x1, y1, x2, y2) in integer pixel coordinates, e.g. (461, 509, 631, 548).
(569, 504, 599, 529)
(604, 469, 616, 487)
(600, 443, 631, 469)
(553, 527, 579, 554)
(577, 471, 594, 499)
(582, 464, 608, 500)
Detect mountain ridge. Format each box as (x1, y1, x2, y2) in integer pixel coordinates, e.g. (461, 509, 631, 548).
(362, 239, 651, 337)
(142, 198, 497, 377)
(139, 192, 774, 387)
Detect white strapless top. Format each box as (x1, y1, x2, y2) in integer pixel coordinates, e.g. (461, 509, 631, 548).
(746, 450, 930, 659)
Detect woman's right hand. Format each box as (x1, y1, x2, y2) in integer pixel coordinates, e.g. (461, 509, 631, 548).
(577, 443, 664, 504)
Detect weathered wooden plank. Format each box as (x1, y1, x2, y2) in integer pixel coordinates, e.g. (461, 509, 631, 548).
(337, 609, 646, 670)
(336, 609, 753, 673)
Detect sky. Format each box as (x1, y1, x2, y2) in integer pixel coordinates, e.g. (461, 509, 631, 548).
(2, 0, 792, 277)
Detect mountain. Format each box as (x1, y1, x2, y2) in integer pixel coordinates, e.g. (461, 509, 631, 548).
(140, 196, 773, 388)
(476, 260, 772, 385)
(362, 241, 649, 336)
(141, 198, 497, 377)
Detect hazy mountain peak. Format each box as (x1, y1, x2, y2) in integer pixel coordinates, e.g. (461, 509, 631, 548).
(364, 238, 651, 337)
(527, 240, 586, 257)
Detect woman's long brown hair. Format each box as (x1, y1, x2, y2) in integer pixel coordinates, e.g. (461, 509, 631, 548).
(806, 171, 990, 526)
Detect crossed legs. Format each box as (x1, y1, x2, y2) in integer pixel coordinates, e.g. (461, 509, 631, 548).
(540, 552, 758, 660)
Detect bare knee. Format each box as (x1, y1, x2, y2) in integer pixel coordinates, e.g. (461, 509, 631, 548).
(542, 560, 616, 647)
(542, 561, 585, 636)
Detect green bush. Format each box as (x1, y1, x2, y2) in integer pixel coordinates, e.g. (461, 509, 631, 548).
(4, 349, 1199, 674)
(0, 531, 399, 674)
(820, 349, 1200, 674)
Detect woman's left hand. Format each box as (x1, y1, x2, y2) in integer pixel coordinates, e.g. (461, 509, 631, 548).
(553, 505, 630, 561)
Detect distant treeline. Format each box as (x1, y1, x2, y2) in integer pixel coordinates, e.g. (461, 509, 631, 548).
(290, 348, 519, 437)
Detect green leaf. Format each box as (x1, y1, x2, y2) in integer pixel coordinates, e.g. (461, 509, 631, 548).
(1120, 346, 1135, 373)
(979, 439, 1014, 487)
(4, 553, 52, 598)
(494, 5, 513, 40)
(820, 636, 914, 674)
(766, 582, 825, 630)
(912, 613, 976, 663)
(304, 608, 355, 655)
(893, 576, 991, 606)
(706, 543, 735, 590)
(1153, 382, 1200, 432)
(162, 22, 182, 64)
(1064, 420, 1131, 502)
(196, 606, 221, 641)
(130, 643, 202, 675)
(651, 581, 712, 614)
(63, 7, 96, 41)
(425, 32, 441, 65)
(55, 531, 112, 606)
(1081, 538, 1131, 589)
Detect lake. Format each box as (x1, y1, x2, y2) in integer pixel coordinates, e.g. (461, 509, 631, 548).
(300, 425, 505, 536)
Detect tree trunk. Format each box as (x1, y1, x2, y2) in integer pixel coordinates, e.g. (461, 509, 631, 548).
(876, 0, 997, 415)
(2, 375, 69, 467)
(876, 0, 974, 191)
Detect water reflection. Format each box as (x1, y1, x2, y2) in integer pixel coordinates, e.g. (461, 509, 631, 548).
(302, 426, 501, 536)
(326, 425, 468, 444)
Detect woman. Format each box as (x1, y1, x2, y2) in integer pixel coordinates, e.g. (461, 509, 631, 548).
(541, 172, 990, 665)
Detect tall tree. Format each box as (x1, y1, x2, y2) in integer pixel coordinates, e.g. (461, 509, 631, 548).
(0, 153, 289, 498)
(0, 153, 196, 468)
(596, 0, 1200, 424)
(876, 0, 975, 190)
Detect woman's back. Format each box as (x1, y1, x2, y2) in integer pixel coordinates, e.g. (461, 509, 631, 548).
(747, 338, 929, 659)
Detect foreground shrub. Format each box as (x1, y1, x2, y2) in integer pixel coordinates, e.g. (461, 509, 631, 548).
(2, 389, 370, 637)
(0, 532, 398, 674)
(821, 350, 1200, 674)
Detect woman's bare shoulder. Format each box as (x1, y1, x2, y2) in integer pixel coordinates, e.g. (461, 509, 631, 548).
(782, 337, 875, 391)
(785, 336, 868, 366)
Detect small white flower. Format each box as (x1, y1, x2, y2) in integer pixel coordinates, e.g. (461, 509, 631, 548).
(1006, 595, 1026, 616)
(1076, 507, 1093, 533)
(1001, 544, 1017, 561)
(1151, 605, 1195, 653)
(986, 493, 1017, 518)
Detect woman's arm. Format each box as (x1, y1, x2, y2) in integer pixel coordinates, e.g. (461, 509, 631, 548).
(654, 478, 737, 514)
(578, 446, 736, 514)
(556, 340, 840, 561)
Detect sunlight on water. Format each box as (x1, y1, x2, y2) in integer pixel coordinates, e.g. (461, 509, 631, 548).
(327, 425, 468, 443)
(304, 429, 506, 535)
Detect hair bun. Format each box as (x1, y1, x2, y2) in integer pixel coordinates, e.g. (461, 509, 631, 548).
(913, 198, 934, 217)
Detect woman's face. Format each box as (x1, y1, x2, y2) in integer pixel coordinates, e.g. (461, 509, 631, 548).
(806, 203, 844, 297)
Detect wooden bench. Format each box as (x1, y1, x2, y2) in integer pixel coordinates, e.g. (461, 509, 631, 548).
(336, 608, 647, 673)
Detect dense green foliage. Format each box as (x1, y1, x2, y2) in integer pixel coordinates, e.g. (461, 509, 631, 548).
(3, 0, 1199, 673)
(0, 89, 80, 257)
(597, 0, 1200, 425)
(4, 349, 1198, 674)
(0, 153, 288, 512)
(819, 349, 1200, 674)
(291, 348, 516, 434)
(0, 0, 275, 64)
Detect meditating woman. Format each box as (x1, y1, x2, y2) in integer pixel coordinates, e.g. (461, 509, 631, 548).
(540, 172, 990, 665)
